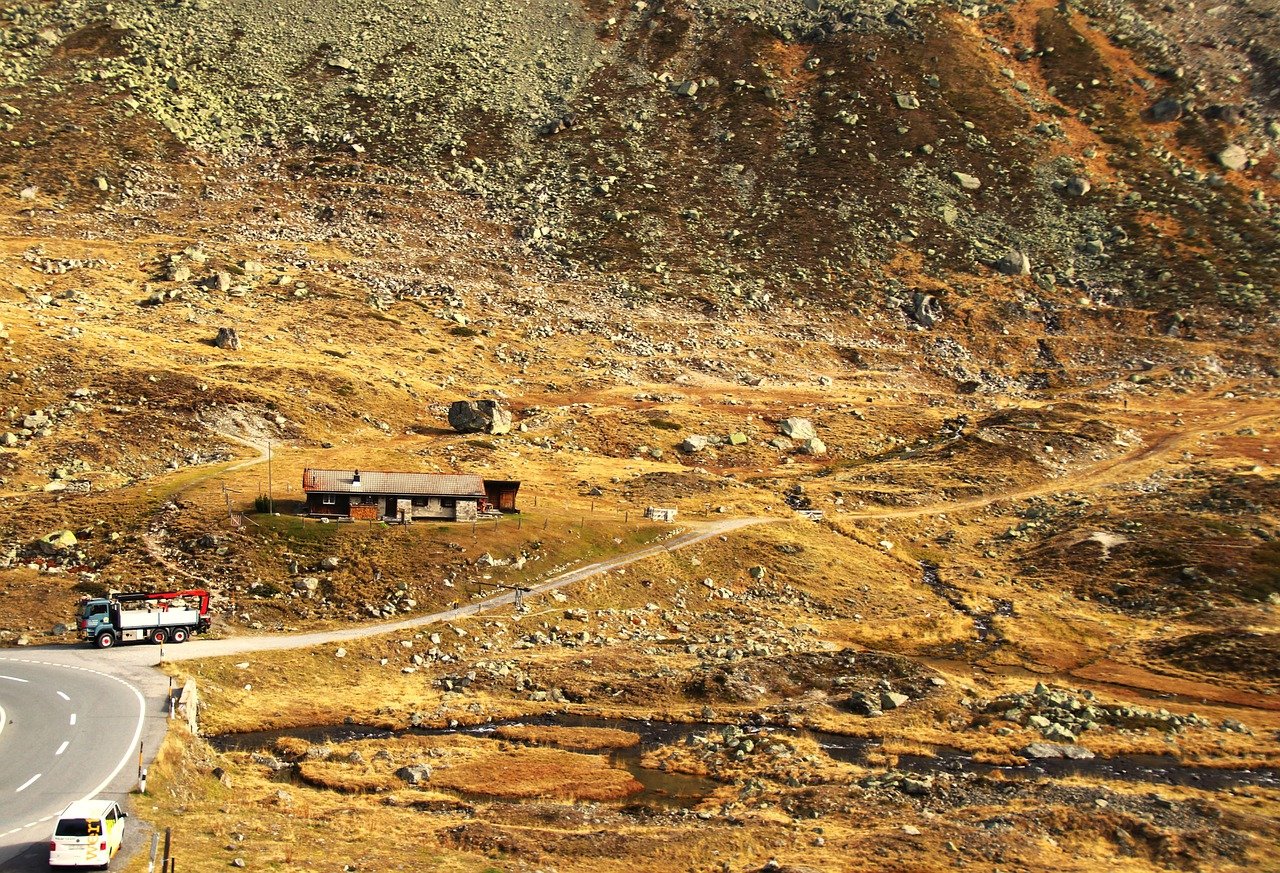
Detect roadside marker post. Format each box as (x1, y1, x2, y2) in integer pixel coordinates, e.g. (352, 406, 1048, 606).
(147, 832, 159, 873)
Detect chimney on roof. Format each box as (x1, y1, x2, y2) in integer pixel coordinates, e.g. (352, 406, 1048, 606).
(352, 469, 361, 487)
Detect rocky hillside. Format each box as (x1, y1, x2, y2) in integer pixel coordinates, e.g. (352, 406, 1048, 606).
(2, 0, 1278, 317)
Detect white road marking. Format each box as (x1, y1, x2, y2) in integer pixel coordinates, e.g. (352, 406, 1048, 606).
(56, 740, 69, 756)
(0, 657, 148, 839)
(57, 691, 70, 701)
(69, 713, 76, 726)
(15, 774, 41, 792)
(0, 675, 29, 683)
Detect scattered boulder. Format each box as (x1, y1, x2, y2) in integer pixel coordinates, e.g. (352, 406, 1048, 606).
(909, 291, 942, 328)
(1065, 176, 1091, 196)
(215, 327, 241, 350)
(880, 691, 910, 710)
(680, 434, 710, 453)
(1216, 144, 1248, 171)
(319, 556, 340, 571)
(448, 400, 512, 435)
(37, 530, 78, 554)
(798, 437, 827, 455)
(395, 764, 432, 785)
(952, 171, 981, 190)
(1022, 743, 1095, 760)
(848, 691, 883, 717)
(994, 248, 1031, 276)
(779, 417, 817, 440)
(894, 93, 920, 110)
(1148, 97, 1183, 122)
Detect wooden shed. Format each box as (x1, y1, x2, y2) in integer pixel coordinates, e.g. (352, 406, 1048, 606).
(483, 480, 521, 513)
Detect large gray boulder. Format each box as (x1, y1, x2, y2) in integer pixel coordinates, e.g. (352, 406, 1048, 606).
(779, 417, 817, 440)
(680, 434, 710, 453)
(1216, 144, 1248, 171)
(37, 530, 77, 555)
(395, 764, 432, 785)
(994, 248, 1031, 276)
(214, 327, 241, 350)
(1148, 97, 1183, 122)
(448, 400, 512, 435)
(909, 291, 942, 328)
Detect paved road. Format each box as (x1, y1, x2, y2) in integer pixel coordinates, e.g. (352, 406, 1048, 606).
(0, 516, 777, 870)
(0, 655, 171, 872)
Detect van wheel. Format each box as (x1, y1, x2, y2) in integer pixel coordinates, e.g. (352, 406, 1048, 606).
(170, 629, 187, 644)
(151, 629, 168, 645)
(96, 632, 115, 649)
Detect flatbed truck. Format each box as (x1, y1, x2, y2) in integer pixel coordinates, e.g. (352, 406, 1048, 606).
(77, 589, 211, 648)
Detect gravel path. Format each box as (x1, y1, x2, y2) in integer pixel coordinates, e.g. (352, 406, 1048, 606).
(159, 515, 778, 661)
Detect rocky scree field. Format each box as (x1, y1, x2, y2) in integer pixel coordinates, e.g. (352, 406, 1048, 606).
(1, 0, 1279, 872)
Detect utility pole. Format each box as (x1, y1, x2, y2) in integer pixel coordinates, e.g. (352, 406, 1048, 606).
(266, 436, 273, 515)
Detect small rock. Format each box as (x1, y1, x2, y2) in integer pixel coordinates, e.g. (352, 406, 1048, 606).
(880, 691, 910, 710)
(798, 437, 826, 455)
(952, 172, 981, 190)
(1065, 176, 1091, 196)
(215, 327, 241, 351)
(1148, 97, 1183, 122)
(1216, 144, 1248, 171)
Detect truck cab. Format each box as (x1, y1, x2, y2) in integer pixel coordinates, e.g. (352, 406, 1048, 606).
(76, 599, 112, 638)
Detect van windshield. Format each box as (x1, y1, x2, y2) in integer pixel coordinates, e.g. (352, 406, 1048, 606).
(55, 818, 98, 837)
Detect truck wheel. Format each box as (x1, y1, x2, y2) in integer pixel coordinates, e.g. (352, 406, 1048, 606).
(170, 629, 187, 644)
(95, 632, 115, 649)
(151, 629, 168, 645)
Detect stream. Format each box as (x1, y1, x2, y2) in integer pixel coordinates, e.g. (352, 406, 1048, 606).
(212, 714, 1279, 807)
(921, 562, 1011, 646)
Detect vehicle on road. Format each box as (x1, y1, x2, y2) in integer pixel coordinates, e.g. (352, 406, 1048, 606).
(77, 589, 212, 648)
(49, 799, 126, 868)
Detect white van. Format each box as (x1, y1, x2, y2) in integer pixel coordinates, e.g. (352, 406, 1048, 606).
(49, 799, 126, 868)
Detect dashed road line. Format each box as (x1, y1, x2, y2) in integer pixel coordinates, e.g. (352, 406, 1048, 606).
(68, 713, 76, 726)
(15, 773, 41, 792)
(0, 675, 29, 683)
(56, 741, 69, 756)
(56, 691, 70, 701)
(0, 655, 148, 835)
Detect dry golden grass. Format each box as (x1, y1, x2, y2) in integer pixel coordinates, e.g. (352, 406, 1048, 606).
(295, 761, 397, 794)
(431, 745, 643, 802)
(493, 724, 641, 751)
